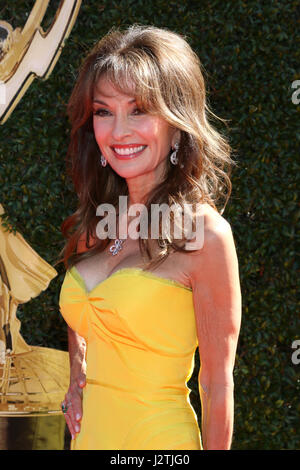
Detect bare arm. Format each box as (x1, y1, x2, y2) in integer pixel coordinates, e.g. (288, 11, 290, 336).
(68, 325, 86, 374)
(62, 232, 95, 438)
(190, 212, 241, 450)
(63, 327, 86, 440)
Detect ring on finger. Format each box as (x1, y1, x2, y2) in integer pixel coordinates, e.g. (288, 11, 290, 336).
(61, 401, 72, 414)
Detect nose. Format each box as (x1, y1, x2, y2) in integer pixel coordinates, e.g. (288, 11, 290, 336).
(111, 114, 131, 141)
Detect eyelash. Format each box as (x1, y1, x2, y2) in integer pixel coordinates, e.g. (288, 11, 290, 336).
(93, 107, 144, 117)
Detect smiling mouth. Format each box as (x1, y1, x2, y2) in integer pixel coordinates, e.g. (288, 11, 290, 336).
(112, 145, 147, 158)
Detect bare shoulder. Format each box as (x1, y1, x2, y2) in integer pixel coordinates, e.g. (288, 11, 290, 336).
(184, 203, 239, 283)
(202, 203, 233, 247)
(200, 203, 231, 237)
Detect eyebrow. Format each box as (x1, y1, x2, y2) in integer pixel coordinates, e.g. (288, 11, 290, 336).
(93, 98, 136, 105)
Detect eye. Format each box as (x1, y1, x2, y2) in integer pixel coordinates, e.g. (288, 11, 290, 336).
(93, 108, 111, 117)
(131, 107, 145, 115)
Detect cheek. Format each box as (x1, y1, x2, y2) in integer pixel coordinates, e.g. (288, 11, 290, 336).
(93, 120, 109, 145)
(133, 120, 154, 141)
(145, 118, 174, 150)
(138, 122, 169, 150)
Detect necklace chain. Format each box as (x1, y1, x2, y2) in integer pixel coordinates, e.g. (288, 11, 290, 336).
(109, 214, 127, 255)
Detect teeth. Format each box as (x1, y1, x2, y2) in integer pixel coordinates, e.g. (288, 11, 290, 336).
(113, 145, 146, 155)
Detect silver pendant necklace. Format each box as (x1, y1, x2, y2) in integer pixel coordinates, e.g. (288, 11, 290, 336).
(109, 238, 126, 256)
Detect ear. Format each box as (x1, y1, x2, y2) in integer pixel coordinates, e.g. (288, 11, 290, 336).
(171, 129, 181, 148)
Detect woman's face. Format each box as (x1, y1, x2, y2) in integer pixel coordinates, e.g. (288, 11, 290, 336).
(92, 77, 180, 183)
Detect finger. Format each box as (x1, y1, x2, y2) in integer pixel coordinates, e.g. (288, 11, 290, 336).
(66, 401, 80, 434)
(65, 386, 84, 430)
(64, 412, 76, 441)
(65, 391, 78, 426)
(72, 389, 84, 424)
(77, 373, 86, 388)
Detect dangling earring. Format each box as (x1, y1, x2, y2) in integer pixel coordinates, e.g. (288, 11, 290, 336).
(100, 154, 107, 167)
(170, 142, 179, 165)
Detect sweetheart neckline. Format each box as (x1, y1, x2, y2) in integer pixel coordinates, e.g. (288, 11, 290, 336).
(68, 266, 193, 295)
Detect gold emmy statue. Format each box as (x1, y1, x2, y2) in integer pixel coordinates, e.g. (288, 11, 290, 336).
(0, 0, 82, 124)
(0, 205, 70, 449)
(0, 204, 70, 417)
(0, 1, 82, 448)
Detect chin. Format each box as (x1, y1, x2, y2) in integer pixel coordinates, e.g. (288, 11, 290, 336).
(111, 163, 148, 179)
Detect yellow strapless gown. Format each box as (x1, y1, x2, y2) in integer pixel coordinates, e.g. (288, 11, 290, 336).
(59, 266, 202, 450)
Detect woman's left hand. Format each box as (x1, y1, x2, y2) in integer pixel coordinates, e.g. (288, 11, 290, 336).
(61, 365, 86, 441)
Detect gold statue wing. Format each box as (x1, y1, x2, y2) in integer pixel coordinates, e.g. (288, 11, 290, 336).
(0, 0, 82, 124)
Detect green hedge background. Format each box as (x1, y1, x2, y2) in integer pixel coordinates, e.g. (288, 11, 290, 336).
(0, 0, 299, 450)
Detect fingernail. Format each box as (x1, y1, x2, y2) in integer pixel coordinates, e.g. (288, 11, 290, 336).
(72, 434, 75, 440)
(75, 424, 80, 432)
(76, 413, 81, 421)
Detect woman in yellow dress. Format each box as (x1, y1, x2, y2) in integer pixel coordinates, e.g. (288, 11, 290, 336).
(57, 25, 241, 450)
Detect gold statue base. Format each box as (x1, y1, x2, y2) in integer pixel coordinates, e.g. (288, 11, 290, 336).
(0, 346, 70, 417)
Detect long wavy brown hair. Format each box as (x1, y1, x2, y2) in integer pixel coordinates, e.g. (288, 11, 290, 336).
(55, 24, 236, 272)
